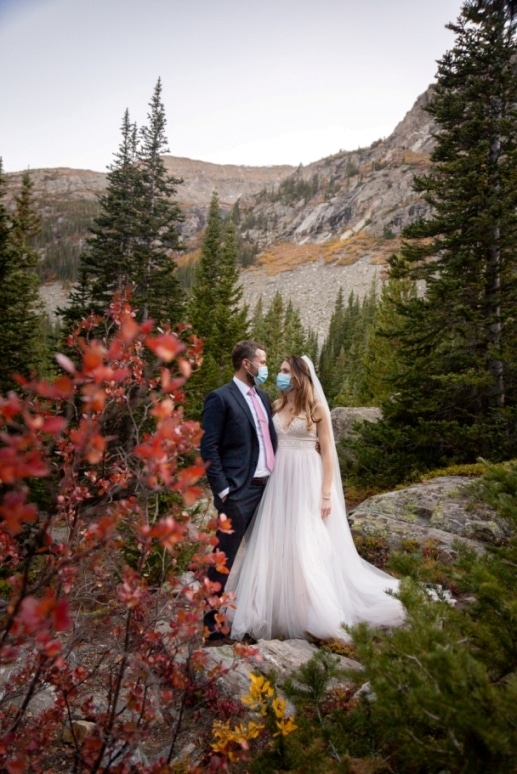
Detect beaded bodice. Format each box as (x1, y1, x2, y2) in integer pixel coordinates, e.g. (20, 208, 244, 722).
(273, 413, 317, 448)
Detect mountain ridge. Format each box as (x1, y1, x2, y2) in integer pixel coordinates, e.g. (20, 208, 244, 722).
(5, 87, 437, 339)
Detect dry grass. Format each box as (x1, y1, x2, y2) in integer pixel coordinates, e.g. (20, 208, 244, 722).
(179, 229, 401, 279)
(250, 233, 399, 276)
(252, 242, 324, 273)
(320, 233, 401, 265)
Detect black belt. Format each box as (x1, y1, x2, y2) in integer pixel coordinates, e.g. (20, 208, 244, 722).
(251, 476, 270, 486)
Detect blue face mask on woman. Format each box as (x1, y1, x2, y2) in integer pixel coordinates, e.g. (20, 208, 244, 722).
(276, 373, 293, 392)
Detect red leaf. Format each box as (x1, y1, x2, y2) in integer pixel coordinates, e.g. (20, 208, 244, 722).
(44, 639, 63, 657)
(183, 486, 204, 506)
(83, 345, 106, 371)
(0, 491, 38, 535)
(18, 596, 40, 632)
(120, 314, 140, 341)
(145, 333, 184, 362)
(6, 755, 28, 774)
(37, 374, 74, 399)
(177, 358, 192, 378)
(0, 392, 23, 420)
(84, 434, 106, 465)
(53, 599, 71, 632)
(41, 416, 67, 434)
(148, 517, 187, 549)
(177, 465, 205, 488)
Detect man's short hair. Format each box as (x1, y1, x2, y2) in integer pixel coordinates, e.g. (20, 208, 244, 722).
(232, 340, 265, 371)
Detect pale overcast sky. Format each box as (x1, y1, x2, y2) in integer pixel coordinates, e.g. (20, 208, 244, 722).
(0, 0, 463, 174)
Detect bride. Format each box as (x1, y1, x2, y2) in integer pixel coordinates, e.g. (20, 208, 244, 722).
(226, 355, 405, 642)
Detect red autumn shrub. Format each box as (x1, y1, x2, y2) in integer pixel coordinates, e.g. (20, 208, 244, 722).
(0, 298, 240, 773)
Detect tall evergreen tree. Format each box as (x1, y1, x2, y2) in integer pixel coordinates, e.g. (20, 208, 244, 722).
(351, 0, 517, 486)
(186, 191, 249, 417)
(134, 78, 185, 325)
(63, 110, 140, 327)
(211, 218, 249, 351)
(303, 328, 319, 365)
(335, 284, 378, 406)
(319, 286, 379, 408)
(0, 165, 47, 393)
(249, 297, 265, 346)
(319, 287, 345, 402)
(62, 80, 185, 332)
(188, 191, 224, 342)
(283, 300, 307, 357)
(360, 277, 417, 406)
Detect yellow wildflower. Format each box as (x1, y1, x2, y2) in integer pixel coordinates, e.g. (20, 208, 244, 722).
(274, 715, 298, 737)
(211, 719, 264, 761)
(242, 672, 275, 712)
(272, 696, 287, 719)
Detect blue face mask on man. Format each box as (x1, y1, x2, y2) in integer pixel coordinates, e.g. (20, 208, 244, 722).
(248, 361, 268, 386)
(254, 365, 268, 386)
(276, 373, 293, 392)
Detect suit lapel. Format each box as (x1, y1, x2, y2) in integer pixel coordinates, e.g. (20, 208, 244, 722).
(228, 381, 256, 430)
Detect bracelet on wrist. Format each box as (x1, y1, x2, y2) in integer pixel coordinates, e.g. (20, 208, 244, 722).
(322, 496, 330, 500)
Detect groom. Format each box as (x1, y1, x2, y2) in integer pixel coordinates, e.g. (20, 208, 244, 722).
(200, 340, 277, 644)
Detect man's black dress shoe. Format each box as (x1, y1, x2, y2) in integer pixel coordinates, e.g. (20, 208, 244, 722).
(203, 634, 235, 648)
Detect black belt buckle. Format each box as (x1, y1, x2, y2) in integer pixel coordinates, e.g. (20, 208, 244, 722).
(251, 476, 269, 486)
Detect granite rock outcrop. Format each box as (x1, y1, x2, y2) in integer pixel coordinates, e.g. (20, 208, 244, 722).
(347, 476, 511, 558)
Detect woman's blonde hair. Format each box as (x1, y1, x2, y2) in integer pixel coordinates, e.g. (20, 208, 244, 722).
(273, 355, 319, 430)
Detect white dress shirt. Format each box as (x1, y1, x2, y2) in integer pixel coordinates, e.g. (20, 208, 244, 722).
(233, 376, 271, 478)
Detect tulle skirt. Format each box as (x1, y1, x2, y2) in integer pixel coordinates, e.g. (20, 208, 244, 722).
(226, 433, 405, 642)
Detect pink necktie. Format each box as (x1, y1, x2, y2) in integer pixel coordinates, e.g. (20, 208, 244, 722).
(248, 389, 275, 472)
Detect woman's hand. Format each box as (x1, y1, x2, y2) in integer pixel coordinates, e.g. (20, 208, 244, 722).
(321, 494, 331, 519)
(314, 403, 333, 519)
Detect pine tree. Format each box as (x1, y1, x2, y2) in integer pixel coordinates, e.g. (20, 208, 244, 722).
(254, 290, 285, 377)
(62, 80, 185, 333)
(0, 165, 47, 393)
(319, 286, 380, 408)
(319, 287, 345, 402)
(303, 328, 319, 365)
(361, 277, 417, 406)
(188, 191, 224, 343)
(352, 1, 517, 485)
(283, 300, 307, 359)
(63, 110, 141, 327)
(134, 78, 185, 325)
(335, 283, 378, 406)
(186, 192, 249, 417)
(249, 296, 265, 344)
(211, 218, 249, 353)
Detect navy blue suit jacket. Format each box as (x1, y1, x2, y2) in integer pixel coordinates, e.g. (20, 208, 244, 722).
(200, 380, 278, 502)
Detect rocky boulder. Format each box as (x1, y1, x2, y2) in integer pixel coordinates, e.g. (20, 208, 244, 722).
(331, 406, 382, 462)
(202, 638, 361, 698)
(348, 475, 512, 558)
(331, 407, 382, 441)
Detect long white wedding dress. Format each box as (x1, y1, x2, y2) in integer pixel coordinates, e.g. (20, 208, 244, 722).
(226, 359, 405, 642)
